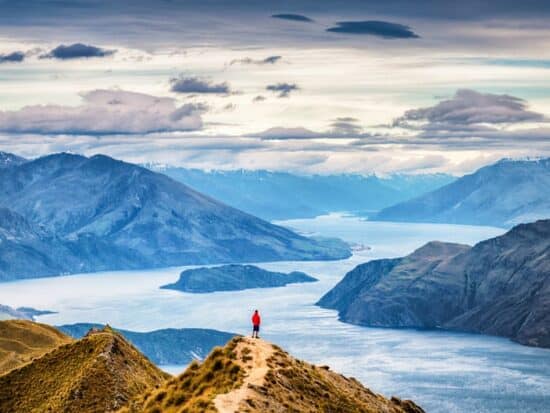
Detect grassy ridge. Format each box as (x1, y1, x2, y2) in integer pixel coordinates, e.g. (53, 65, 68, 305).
(0, 326, 168, 413)
(0, 319, 72, 375)
(241, 343, 424, 413)
(122, 337, 244, 413)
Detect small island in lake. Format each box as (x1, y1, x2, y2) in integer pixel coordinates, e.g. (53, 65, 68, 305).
(161, 264, 318, 293)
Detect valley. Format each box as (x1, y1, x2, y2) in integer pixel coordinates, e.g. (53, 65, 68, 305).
(2, 216, 548, 413)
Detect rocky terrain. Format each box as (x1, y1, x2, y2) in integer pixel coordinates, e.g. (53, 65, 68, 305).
(375, 158, 550, 227)
(161, 264, 317, 293)
(0, 152, 350, 281)
(318, 219, 550, 348)
(58, 323, 235, 365)
(123, 336, 424, 413)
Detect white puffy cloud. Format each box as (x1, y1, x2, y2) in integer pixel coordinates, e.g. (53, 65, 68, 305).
(0, 89, 207, 135)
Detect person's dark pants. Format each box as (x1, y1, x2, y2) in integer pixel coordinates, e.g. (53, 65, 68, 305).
(252, 324, 260, 338)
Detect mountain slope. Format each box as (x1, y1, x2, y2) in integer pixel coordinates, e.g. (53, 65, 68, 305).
(0, 153, 350, 281)
(0, 151, 26, 169)
(0, 325, 169, 413)
(0, 319, 72, 375)
(150, 166, 454, 220)
(318, 219, 550, 347)
(58, 323, 235, 365)
(123, 336, 424, 413)
(375, 158, 550, 227)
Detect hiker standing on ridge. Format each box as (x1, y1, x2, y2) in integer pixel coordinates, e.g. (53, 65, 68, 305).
(251, 309, 261, 338)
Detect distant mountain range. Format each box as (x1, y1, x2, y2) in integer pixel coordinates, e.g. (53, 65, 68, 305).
(318, 219, 550, 348)
(0, 304, 55, 321)
(0, 151, 26, 169)
(0, 152, 349, 281)
(57, 323, 234, 365)
(161, 264, 317, 293)
(146, 165, 454, 220)
(375, 158, 550, 227)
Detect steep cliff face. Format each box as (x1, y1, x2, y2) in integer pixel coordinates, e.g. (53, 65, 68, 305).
(318, 220, 550, 348)
(124, 337, 425, 413)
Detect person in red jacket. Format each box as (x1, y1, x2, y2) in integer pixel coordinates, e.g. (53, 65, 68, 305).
(251, 309, 261, 338)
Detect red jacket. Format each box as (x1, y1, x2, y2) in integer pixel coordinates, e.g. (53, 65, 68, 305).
(252, 312, 261, 326)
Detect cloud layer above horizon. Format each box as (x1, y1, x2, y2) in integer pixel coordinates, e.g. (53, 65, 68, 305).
(0, 0, 549, 174)
(0, 90, 205, 134)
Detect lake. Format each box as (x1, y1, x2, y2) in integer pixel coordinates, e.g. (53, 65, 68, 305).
(1, 215, 548, 413)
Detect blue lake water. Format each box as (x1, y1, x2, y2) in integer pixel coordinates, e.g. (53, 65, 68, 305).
(1, 215, 548, 413)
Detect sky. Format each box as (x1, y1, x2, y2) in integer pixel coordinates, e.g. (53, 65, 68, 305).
(0, 0, 549, 175)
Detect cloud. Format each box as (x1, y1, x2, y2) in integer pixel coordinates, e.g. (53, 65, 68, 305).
(329, 117, 363, 135)
(394, 89, 546, 129)
(327, 21, 420, 39)
(252, 127, 320, 140)
(0, 51, 25, 63)
(170, 76, 231, 94)
(0, 89, 206, 135)
(271, 14, 313, 23)
(230, 55, 282, 65)
(266, 82, 299, 97)
(41, 43, 115, 59)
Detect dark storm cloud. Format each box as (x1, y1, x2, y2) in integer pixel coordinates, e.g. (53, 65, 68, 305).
(266, 83, 299, 98)
(327, 21, 419, 39)
(395, 89, 546, 128)
(2, 1, 550, 51)
(41, 43, 115, 59)
(271, 14, 313, 22)
(0, 51, 25, 63)
(230, 55, 282, 65)
(170, 76, 231, 94)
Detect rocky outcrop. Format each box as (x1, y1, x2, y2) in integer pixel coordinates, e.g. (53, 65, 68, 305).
(161, 264, 317, 293)
(318, 220, 550, 348)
